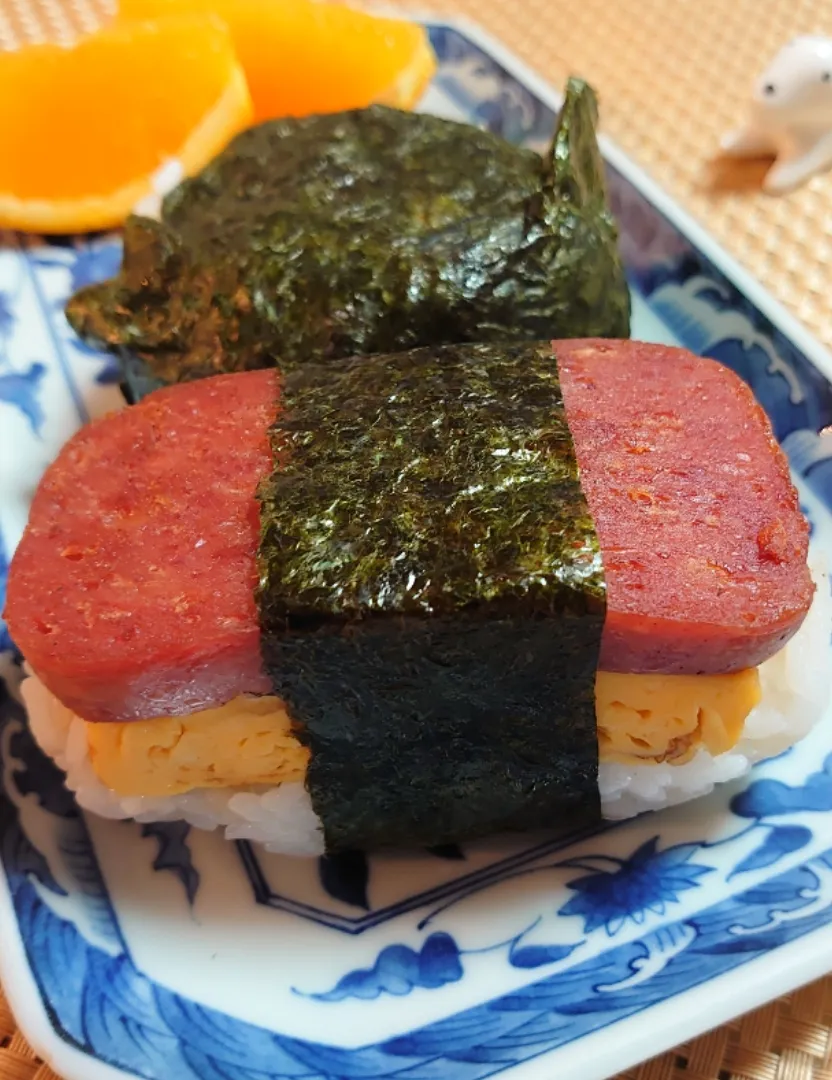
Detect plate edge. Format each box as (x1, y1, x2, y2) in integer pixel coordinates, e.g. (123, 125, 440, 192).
(0, 856, 139, 1080)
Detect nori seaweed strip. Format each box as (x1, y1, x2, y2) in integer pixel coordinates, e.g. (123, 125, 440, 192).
(66, 79, 629, 397)
(117, 347, 167, 405)
(257, 342, 606, 852)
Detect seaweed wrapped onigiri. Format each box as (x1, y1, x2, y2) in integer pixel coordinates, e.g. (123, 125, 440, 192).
(65, 80, 630, 397)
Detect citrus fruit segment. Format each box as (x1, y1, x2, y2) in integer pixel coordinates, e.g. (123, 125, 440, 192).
(117, 0, 437, 122)
(0, 15, 253, 233)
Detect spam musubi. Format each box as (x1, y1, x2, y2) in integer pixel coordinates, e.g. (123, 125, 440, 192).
(5, 340, 828, 854)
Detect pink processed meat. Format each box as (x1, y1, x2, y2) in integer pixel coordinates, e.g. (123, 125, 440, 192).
(4, 341, 813, 724)
(5, 370, 276, 723)
(557, 340, 812, 674)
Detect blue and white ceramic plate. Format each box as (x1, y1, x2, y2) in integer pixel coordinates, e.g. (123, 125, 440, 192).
(2, 19, 832, 1080)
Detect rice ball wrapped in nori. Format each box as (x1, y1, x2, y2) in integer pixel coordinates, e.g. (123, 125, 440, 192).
(65, 78, 630, 399)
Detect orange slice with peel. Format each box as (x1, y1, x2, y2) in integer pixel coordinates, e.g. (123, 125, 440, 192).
(0, 15, 253, 234)
(117, 0, 437, 122)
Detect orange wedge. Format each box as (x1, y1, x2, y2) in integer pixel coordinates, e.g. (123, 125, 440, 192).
(117, 0, 437, 122)
(0, 15, 253, 233)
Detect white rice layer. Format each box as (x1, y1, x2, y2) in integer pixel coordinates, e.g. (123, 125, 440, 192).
(21, 676, 326, 857)
(20, 559, 831, 852)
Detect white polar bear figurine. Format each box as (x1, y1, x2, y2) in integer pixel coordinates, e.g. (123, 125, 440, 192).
(722, 35, 832, 194)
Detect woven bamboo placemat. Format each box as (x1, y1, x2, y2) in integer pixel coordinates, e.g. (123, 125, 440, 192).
(2, 1, 832, 1078)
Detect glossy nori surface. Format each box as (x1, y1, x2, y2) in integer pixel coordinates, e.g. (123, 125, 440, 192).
(258, 342, 606, 851)
(66, 80, 629, 391)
